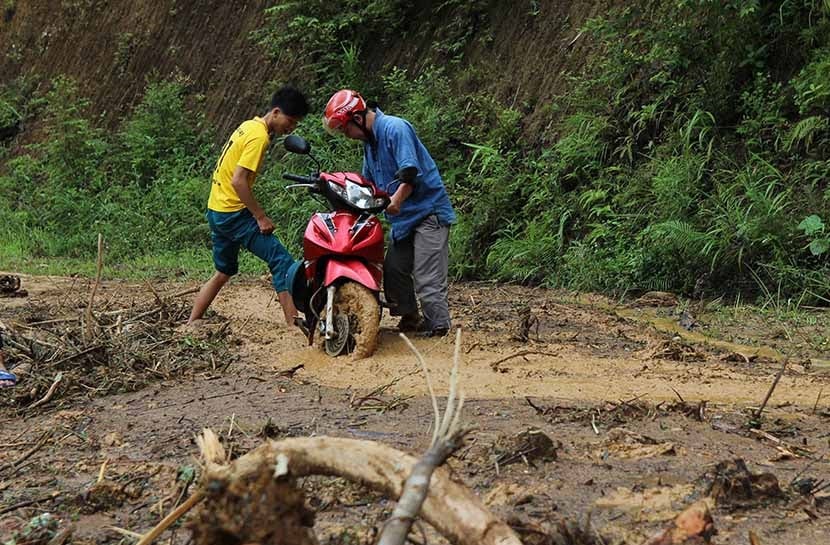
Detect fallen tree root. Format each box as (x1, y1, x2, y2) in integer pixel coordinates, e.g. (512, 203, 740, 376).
(198, 431, 522, 545)
(135, 330, 521, 545)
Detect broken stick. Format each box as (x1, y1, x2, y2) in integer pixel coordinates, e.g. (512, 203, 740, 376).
(378, 330, 468, 545)
(754, 358, 788, 421)
(134, 491, 205, 545)
(489, 349, 558, 371)
(0, 431, 53, 474)
(83, 233, 105, 342)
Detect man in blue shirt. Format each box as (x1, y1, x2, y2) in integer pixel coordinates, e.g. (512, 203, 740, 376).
(323, 89, 456, 336)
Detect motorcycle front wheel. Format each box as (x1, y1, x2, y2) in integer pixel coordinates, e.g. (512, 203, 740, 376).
(324, 282, 380, 359)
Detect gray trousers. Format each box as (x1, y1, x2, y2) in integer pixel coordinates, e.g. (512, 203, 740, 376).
(384, 215, 451, 330)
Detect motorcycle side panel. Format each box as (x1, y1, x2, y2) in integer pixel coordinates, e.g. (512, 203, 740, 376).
(323, 258, 380, 291)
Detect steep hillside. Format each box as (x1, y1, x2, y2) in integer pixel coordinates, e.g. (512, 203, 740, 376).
(0, 0, 609, 138)
(1, 0, 275, 136)
(372, 0, 620, 139)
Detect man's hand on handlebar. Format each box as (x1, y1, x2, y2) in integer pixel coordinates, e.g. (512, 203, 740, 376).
(386, 196, 402, 215)
(386, 175, 414, 216)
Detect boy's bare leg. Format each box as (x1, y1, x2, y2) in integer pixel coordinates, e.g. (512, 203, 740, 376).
(278, 291, 298, 325)
(0, 350, 13, 387)
(188, 272, 231, 323)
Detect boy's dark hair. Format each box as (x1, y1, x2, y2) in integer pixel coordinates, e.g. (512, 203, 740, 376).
(270, 85, 310, 118)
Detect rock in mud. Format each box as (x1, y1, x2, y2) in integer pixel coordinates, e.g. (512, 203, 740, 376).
(644, 500, 715, 545)
(494, 428, 560, 468)
(703, 459, 784, 508)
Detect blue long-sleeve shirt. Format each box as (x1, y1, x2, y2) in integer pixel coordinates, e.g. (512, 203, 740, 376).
(362, 109, 456, 241)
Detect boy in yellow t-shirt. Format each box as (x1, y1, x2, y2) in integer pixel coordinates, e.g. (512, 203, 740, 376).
(188, 85, 309, 326)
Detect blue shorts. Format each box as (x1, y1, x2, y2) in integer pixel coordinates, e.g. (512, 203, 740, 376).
(206, 209, 293, 293)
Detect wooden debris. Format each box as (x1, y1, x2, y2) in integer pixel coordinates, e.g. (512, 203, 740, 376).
(348, 371, 414, 413)
(378, 330, 470, 545)
(0, 285, 229, 410)
(83, 233, 105, 342)
(0, 491, 62, 515)
(511, 304, 539, 342)
(0, 430, 53, 474)
(135, 491, 205, 545)
(188, 434, 522, 545)
(651, 339, 705, 362)
(749, 428, 813, 457)
(28, 372, 63, 409)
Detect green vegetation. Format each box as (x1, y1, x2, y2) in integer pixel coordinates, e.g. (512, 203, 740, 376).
(1, 0, 828, 305)
(0, 77, 215, 275)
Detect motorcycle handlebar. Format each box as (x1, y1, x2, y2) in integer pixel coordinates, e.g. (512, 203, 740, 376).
(282, 173, 316, 184)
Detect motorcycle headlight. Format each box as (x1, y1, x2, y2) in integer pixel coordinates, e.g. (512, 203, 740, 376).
(345, 180, 375, 209)
(328, 180, 348, 201)
(329, 180, 384, 210)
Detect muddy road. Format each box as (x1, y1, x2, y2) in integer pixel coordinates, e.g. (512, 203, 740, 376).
(1, 275, 829, 544)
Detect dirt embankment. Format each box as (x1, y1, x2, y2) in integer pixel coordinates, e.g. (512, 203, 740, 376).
(0, 0, 274, 137)
(1, 0, 614, 140)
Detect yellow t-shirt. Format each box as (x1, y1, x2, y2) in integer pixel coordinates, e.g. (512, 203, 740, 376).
(207, 117, 271, 212)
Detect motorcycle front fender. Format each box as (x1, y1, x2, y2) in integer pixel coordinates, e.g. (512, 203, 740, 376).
(323, 258, 380, 292)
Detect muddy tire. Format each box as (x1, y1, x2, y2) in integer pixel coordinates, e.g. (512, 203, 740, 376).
(333, 282, 380, 359)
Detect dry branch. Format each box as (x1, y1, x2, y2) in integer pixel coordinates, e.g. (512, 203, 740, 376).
(0, 491, 61, 515)
(170, 286, 200, 299)
(132, 333, 519, 545)
(754, 358, 788, 420)
(28, 372, 63, 409)
(489, 349, 558, 371)
(0, 431, 52, 474)
(1, 282, 228, 410)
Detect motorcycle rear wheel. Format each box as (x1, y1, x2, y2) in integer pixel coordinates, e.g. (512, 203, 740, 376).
(329, 282, 380, 359)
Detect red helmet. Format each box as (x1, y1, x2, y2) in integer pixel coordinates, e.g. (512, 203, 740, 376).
(323, 89, 366, 133)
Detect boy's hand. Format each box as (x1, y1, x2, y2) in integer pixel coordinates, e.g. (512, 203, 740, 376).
(257, 215, 275, 235)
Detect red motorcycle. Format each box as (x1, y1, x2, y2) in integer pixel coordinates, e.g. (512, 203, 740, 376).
(282, 135, 390, 358)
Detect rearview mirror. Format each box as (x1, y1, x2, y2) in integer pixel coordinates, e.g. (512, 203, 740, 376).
(284, 135, 311, 154)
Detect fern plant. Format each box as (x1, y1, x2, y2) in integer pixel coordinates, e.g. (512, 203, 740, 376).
(785, 115, 829, 152)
